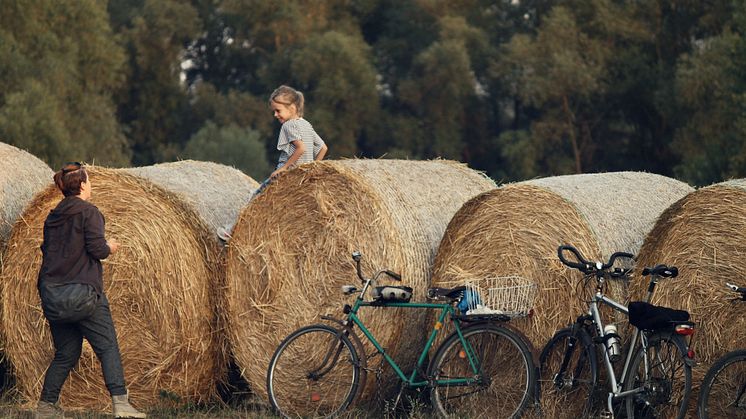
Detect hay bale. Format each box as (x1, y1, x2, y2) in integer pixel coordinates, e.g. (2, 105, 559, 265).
(0, 167, 221, 411)
(432, 172, 694, 349)
(124, 160, 259, 242)
(224, 159, 495, 400)
(634, 179, 746, 367)
(0, 142, 53, 249)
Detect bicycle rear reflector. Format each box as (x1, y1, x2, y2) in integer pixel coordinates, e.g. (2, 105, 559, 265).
(675, 324, 695, 336)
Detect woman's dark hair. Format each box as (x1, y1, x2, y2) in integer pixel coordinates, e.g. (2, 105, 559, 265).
(53, 162, 88, 197)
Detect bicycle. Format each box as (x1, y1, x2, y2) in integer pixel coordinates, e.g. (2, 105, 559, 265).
(539, 244, 696, 419)
(697, 282, 746, 418)
(266, 251, 537, 418)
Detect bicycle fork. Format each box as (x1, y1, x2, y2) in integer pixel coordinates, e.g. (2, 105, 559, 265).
(554, 320, 587, 389)
(307, 332, 349, 381)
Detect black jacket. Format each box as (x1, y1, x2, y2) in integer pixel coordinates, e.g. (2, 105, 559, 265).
(37, 196, 110, 294)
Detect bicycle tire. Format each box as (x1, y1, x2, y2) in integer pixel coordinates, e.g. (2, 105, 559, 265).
(698, 349, 746, 419)
(428, 322, 535, 418)
(624, 332, 692, 419)
(538, 326, 600, 419)
(266, 324, 361, 418)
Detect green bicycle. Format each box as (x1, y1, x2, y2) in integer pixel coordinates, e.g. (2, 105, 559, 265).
(266, 251, 537, 418)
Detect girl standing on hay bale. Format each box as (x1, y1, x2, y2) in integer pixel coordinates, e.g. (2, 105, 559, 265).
(258, 85, 328, 194)
(34, 163, 146, 419)
(219, 85, 327, 241)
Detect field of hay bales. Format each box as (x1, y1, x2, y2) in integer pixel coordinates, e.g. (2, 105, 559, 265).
(3, 141, 743, 418)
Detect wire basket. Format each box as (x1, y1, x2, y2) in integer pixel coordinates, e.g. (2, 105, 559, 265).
(462, 276, 537, 317)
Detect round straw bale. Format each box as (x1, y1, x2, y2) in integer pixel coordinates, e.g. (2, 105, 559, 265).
(432, 172, 694, 349)
(0, 167, 221, 411)
(0, 142, 53, 249)
(122, 160, 257, 400)
(224, 159, 496, 400)
(124, 160, 259, 242)
(634, 179, 746, 367)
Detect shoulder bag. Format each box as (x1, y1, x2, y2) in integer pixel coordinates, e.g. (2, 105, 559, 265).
(39, 282, 99, 323)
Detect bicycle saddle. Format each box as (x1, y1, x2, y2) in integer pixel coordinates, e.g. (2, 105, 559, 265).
(629, 301, 690, 331)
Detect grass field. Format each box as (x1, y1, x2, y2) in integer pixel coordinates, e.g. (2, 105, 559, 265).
(0, 389, 442, 418)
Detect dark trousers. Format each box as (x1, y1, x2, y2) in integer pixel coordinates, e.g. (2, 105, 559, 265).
(40, 293, 127, 403)
(253, 177, 272, 197)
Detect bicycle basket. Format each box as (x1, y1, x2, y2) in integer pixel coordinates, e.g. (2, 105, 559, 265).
(461, 276, 537, 317)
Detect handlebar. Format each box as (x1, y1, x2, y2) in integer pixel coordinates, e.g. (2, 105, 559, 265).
(726, 282, 746, 301)
(557, 244, 634, 276)
(384, 270, 402, 281)
(351, 251, 401, 283)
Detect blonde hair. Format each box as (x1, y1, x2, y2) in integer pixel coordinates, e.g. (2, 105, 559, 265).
(269, 85, 305, 117)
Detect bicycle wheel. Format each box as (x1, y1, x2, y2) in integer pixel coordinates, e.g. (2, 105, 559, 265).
(624, 332, 692, 419)
(267, 324, 361, 418)
(698, 349, 746, 419)
(428, 322, 535, 418)
(538, 326, 600, 419)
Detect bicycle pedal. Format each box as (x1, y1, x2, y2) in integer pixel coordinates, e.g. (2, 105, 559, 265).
(598, 410, 613, 419)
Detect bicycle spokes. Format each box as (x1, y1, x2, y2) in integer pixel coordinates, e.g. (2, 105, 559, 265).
(268, 325, 360, 418)
(629, 338, 689, 418)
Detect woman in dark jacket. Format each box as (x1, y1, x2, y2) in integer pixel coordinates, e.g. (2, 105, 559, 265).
(35, 162, 145, 419)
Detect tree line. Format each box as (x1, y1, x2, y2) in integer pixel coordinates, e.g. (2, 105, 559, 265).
(1, 0, 743, 186)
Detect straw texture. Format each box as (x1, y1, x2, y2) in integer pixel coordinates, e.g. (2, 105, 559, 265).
(634, 180, 746, 385)
(224, 159, 496, 400)
(0, 142, 53, 249)
(433, 172, 694, 349)
(0, 167, 221, 411)
(124, 160, 258, 242)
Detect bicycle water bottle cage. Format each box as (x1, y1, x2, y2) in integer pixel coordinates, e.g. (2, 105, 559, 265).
(371, 286, 413, 303)
(628, 301, 690, 331)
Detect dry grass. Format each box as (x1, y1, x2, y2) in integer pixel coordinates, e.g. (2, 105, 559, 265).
(634, 179, 746, 415)
(224, 159, 496, 405)
(433, 172, 693, 349)
(124, 160, 259, 243)
(0, 141, 53, 249)
(0, 167, 223, 411)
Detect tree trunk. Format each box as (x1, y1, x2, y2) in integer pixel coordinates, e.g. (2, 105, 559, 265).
(562, 95, 582, 173)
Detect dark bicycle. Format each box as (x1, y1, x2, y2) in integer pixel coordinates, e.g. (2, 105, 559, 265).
(697, 282, 746, 419)
(539, 244, 696, 418)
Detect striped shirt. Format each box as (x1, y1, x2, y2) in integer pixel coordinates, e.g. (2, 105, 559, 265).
(276, 118, 325, 169)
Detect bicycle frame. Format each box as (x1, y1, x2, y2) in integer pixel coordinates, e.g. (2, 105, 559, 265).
(586, 290, 646, 406)
(583, 274, 662, 412)
(338, 297, 483, 388)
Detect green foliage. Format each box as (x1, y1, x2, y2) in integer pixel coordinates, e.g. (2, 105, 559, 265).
(0, 0, 130, 167)
(113, 0, 202, 165)
(673, 29, 746, 185)
(0, 0, 744, 184)
(288, 31, 380, 157)
(182, 121, 272, 180)
(190, 83, 273, 135)
(501, 6, 611, 173)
